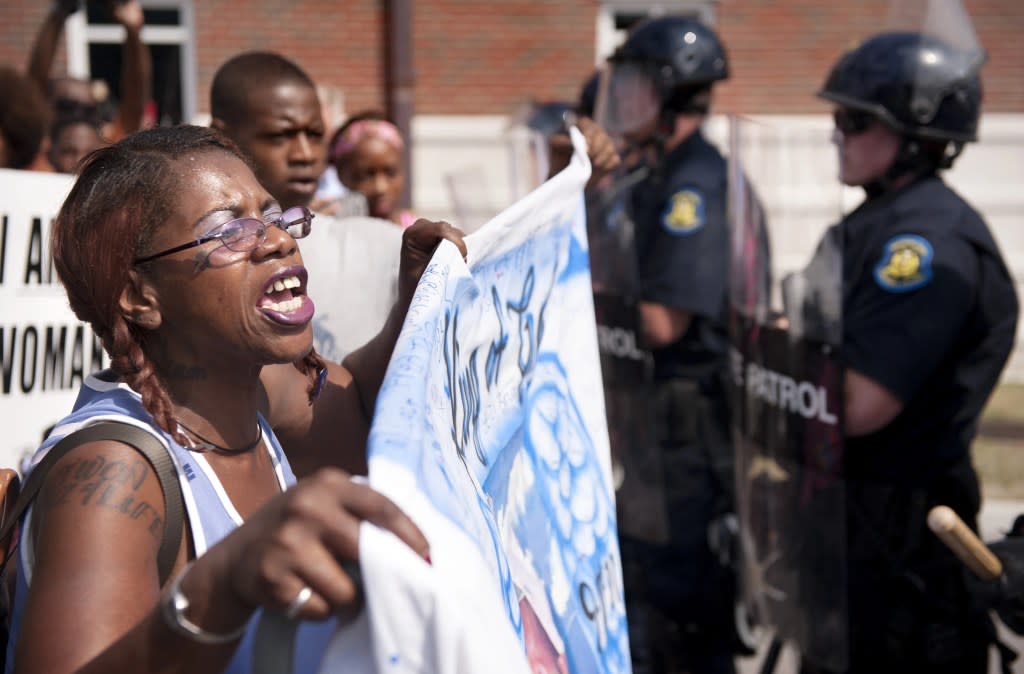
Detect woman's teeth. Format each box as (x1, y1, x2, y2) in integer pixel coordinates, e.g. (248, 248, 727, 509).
(265, 297, 304, 313)
(267, 276, 301, 294)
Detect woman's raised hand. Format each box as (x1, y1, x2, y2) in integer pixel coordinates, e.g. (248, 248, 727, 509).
(397, 219, 467, 303)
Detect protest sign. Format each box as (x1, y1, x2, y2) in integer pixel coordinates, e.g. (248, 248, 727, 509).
(320, 128, 629, 673)
(0, 169, 103, 469)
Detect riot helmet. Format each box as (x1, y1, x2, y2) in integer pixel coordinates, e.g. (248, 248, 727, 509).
(598, 16, 729, 139)
(818, 31, 984, 144)
(614, 15, 729, 93)
(524, 101, 575, 140)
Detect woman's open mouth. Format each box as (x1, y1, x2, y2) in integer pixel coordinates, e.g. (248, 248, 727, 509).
(258, 266, 315, 326)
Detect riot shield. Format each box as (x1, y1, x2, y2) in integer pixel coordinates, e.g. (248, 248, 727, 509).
(727, 115, 849, 670)
(586, 165, 670, 545)
(505, 100, 572, 202)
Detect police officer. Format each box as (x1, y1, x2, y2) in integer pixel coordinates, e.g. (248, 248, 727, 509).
(803, 30, 1019, 674)
(599, 15, 743, 674)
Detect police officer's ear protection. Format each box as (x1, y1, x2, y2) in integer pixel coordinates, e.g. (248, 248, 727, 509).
(894, 135, 962, 175)
(903, 137, 964, 171)
(873, 133, 959, 194)
(939, 140, 965, 169)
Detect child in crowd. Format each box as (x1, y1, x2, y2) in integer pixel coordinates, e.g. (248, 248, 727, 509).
(329, 111, 416, 228)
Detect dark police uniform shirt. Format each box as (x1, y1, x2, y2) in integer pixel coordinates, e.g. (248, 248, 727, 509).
(622, 130, 739, 637)
(629, 129, 729, 382)
(805, 175, 1020, 669)
(838, 175, 1018, 486)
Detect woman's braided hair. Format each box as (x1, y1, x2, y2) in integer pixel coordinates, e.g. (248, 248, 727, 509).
(52, 125, 326, 444)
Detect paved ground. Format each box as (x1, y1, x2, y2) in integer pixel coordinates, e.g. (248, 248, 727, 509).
(735, 499, 1024, 674)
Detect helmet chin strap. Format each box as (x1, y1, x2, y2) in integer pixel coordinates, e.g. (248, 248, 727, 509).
(650, 107, 678, 164)
(646, 100, 706, 168)
(865, 136, 947, 197)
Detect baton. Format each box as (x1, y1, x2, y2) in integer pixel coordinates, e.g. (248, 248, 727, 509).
(927, 505, 1003, 581)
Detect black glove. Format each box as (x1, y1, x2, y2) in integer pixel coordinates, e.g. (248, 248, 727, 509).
(707, 512, 739, 569)
(968, 533, 1024, 635)
(1009, 514, 1024, 538)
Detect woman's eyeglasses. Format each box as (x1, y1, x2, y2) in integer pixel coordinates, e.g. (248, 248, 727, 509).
(833, 108, 876, 136)
(134, 206, 314, 264)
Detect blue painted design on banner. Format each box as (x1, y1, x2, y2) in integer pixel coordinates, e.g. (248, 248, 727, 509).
(369, 196, 629, 673)
(485, 355, 628, 672)
(559, 232, 591, 284)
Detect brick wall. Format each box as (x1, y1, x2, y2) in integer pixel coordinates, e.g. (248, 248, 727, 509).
(412, 0, 597, 114)
(194, 0, 386, 117)
(714, 0, 1024, 114)
(0, 5, 54, 76)
(0, 1, 1019, 120)
(194, 0, 597, 117)
(966, 0, 1024, 111)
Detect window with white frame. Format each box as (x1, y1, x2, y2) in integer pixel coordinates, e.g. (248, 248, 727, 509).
(65, 0, 197, 125)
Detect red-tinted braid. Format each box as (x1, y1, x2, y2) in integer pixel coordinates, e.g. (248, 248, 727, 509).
(296, 350, 329, 402)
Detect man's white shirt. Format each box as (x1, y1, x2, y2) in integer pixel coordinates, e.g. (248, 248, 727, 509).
(300, 214, 403, 362)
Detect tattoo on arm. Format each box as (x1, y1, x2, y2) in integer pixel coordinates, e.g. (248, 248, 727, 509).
(50, 454, 164, 539)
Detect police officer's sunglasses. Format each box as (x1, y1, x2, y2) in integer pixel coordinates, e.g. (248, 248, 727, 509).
(833, 108, 876, 136)
(134, 206, 314, 264)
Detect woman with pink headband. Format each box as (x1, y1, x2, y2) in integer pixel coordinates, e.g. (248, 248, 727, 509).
(329, 111, 417, 229)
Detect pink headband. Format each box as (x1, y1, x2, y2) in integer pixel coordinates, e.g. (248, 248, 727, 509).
(330, 120, 404, 161)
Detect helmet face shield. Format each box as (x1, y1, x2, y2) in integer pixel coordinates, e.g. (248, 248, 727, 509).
(505, 101, 573, 199)
(818, 0, 985, 143)
(887, 0, 985, 127)
(595, 16, 729, 149)
(595, 63, 662, 139)
(887, 0, 983, 63)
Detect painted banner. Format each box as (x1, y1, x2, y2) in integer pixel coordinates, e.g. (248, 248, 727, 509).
(321, 129, 629, 673)
(0, 169, 106, 470)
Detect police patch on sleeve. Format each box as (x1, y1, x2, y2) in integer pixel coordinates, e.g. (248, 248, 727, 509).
(873, 234, 933, 293)
(661, 188, 705, 235)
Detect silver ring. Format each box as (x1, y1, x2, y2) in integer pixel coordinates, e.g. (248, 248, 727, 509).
(284, 585, 313, 620)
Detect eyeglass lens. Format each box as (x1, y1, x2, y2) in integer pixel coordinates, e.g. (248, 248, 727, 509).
(220, 207, 313, 252)
(133, 206, 315, 264)
(833, 109, 874, 135)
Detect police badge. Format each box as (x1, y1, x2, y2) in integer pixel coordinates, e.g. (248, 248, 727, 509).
(874, 234, 933, 292)
(661, 188, 705, 235)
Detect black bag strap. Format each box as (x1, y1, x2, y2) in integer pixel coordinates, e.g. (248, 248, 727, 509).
(252, 612, 299, 674)
(0, 421, 184, 586)
(251, 562, 362, 674)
